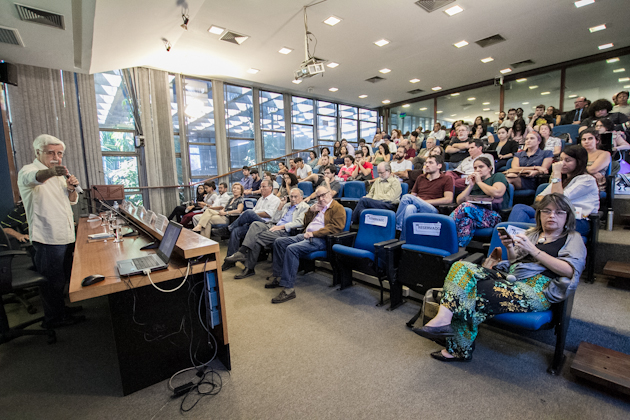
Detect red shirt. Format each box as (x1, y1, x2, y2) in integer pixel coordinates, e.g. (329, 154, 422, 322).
(405, 148, 416, 159)
(411, 173, 453, 200)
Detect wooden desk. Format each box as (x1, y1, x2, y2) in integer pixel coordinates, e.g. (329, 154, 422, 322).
(69, 213, 230, 395)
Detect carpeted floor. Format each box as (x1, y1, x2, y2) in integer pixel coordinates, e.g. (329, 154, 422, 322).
(1, 246, 630, 419)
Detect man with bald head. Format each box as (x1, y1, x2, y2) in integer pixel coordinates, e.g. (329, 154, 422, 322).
(561, 96, 588, 125)
(350, 162, 402, 224)
(266, 185, 346, 303)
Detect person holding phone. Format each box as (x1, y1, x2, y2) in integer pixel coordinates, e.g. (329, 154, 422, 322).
(413, 193, 586, 362)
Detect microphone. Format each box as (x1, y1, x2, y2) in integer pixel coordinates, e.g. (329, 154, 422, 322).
(65, 174, 84, 194)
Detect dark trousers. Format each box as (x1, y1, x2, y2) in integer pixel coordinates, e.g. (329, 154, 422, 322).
(32, 242, 74, 322)
(227, 210, 268, 256)
(351, 197, 397, 224)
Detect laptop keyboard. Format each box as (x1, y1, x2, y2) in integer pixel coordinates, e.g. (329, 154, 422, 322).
(133, 256, 159, 270)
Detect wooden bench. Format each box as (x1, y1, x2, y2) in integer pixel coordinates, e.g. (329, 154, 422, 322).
(603, 261, 630, 278)
(571, 342, 630, 396)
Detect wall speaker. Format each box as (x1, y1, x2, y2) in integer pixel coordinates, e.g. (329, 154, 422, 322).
(0, 62, 18, 86)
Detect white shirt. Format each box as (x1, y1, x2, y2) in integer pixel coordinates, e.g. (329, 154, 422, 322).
(18, 159, 77, 245)
(296, 165, 313, 180)
(253, 194, 281, 222)
(455, 153, 495, 175)
(544, 137, 562, 153)
(386, 142, 397, 153)
(390, 159, 413, 173)
(345, 144, 355, 156)
(429, 130, 445, 141)
(213, 192, 231, 209)
(204, 192, 218, 206)
(538, 174, 599, 218)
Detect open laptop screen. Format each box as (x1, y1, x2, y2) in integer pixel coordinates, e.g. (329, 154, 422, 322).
(156, 221, 183, 262)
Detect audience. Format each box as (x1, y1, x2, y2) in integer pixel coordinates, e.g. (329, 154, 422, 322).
(471, 124, 488, 143)
(277, 172, 299, 199)
(492, 111, 506, 132)
(373, 143, 391, 165)
(445, 124, 472, 164)
(539, 124, 562, 157)
(499, 109, 517, 129)
(304, 164, 341, 203)
(579, 99, 629, 133)
(417, 137, 437, 158)
(316, 147, 331, 169)
(429, 122, 446, 142)
(504, 131, 553, 191)
(546, 106, 561, 126)
(510, 118, 527, 145)
(193, 183, 244, 238)
(243, 169, 262, 197)
(338, 155, 356, 181)
(240, 166, 253, 191)
(264, 172, 280, 195)
(580, 128, 612, 191)
(334, 146, 350, 165)
(306, 150, 318, 169)
(192, 182, 231, 228)
(560, 96, 588, 125)
(341, 139, 355, 156)
(294, 157, 313, 182)
(400, 139, 416, 160)
(528, 104, 555, 129)
(181, 181, 218, 227)
(168, 184, 206, 223)
(360, 145, 374, 163)
(445, 138, 495, 193)
(486, 126, 518, 171)
(612, 90, 629, 117)
(391, 146, 413, 181)
(595, 118, 630, 152)
(351, 162, 401, 225)
(333, 140, 342, 158)
(350, 151, 374, 181)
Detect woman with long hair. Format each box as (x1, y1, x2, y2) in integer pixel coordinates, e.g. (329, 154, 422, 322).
(595, 118, 630, 153)
(193, 183, 245, 238)
(487, 126, 519, 171)
(334, 145, 349, 165)
(580, 128, 612, 191)
(414, 193, 586, 362)
(504, 131, 553, 190)
(277, 172, 299, 199)
(338, 155, 357, 181)
(373, 143, 391, 165)
(180, 181, 218, 227)
(510, 118, 527, 145)
(168, 184, 205, 222)
(361, 145, 373, 163)
(307, 150, 318, 168)
(333, 140, 342, 158)
(539, 124, 562, 157)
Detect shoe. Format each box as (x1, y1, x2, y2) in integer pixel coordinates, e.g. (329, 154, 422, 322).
(221, 261, 236, 271)
(64, 305, 83, 315)
(430, 350, 472, 362)
(234, 268, 256, 279)
(225, 251, 247, 263)
(411, 324, 455, 342)
(41, 314, 86, 329)
(265, 277, 281, 289)
(271, 289, 296, 304)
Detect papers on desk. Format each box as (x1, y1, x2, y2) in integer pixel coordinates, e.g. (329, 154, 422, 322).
(155, 214, 169, 234)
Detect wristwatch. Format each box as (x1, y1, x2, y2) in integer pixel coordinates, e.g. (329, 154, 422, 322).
(551, 178, 561, 184)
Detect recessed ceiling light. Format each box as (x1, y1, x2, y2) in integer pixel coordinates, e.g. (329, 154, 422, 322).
(516, 78, 527, 82)
(541, 91, 550, 95)
(495, 112, 500, 115)
(323, 16, 342, 26)
(589, 24, 606, 33)
(403, 104, 411, 108)
(454, 40, 468, 48)
(467, 97, 476, 101)
(419, 107, 427, 111)
(483, 108, 490, 111)
(444, 5, 464, 16)
(500, 68, 512, 74)
(568, 94, 578, 98)
(292, 79, 302, 84)
(374, 39, 390, 47)
(208, 25, 225, 35)
(481, 57, 494, 63)
(432, 86, 442, 91)
(409, 78, 420, 83)
(436, 110, 443, 114)
(522, 102, 530, 105)
(327, 62, 339, 68)
(247, 68, 259, 74)
(574, 0, 595, 8)
(613, 68, 626, 73)
(279, 47, 293, 54)
(607, 57, 620, 63)
(359, 94, 368, 99)
(450, 114, 457, 117)
(599, 43, 614, 50)
(382, 100, 391, 104)
(620, 77, 630, 82)
(379, 68, 391, 74)
(482, 102, 490, 105)
(329, 87, 338, 92)
(529, 85, 539, 89)
(451, 93, 460, 96)
(625, 85, 630, 89)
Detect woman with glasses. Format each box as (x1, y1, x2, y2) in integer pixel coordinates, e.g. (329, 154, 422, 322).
(414, 193, 586, 362)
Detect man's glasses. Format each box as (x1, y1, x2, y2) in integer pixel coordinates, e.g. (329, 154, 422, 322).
(316, 191, 330, 199)
(540, 209, 567, 216)
(44, 151, 64, 157)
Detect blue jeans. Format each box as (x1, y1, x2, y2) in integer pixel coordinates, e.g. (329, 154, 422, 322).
(272, 234, 327, 289)
(509, 204, 590, 236)
(32, 242, 74, 322)
(351, 197, 397, 224)
(395, 194, 438, 241)
(227, 210, 268, 256)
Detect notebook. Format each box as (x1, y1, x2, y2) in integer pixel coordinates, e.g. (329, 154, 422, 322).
(116, 221, 183, 276)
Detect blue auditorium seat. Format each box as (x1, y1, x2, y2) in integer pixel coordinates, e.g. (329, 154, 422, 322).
(297, 181, 314, 198)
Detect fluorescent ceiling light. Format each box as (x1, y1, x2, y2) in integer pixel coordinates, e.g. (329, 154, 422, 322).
(445, 5, 463, 16)
(522, 102, 530, 105)
(574, 0, 595, 8)
(292, 79, 302, 84)
(500, 68, 512, 74)
(327, 62, 339, 68)
(454, 40, 468, 48)
(467, 97, 476, 101)
(529, 85, 539, 89)
(451, 93, 460, 96)
(409, 78, 420, 83)
(482, 102, 490, 105)
(483, 108, 490, 111)
(481, 57, 494, 63)
(450, 114, 457, 117)
(247, 68, 259, 74)
(359, 95, 368, 99)
(382, 100, 391, 104)
(208, 26, 225, 35)
(323, 16, 342, 26)
(436, 110, 443, 114)
(613, 68, 626, 73)
(374, 39, 390, 47)
(568, 94, 578, 98)
(619, 78, 630, 82)
(599, 43, 614, 50)
(419, 107, 427, 111)
(402, 104, 411, 108)
(329, 87, 338, 92)
(541, 91, 551, 95)
(379, 68, 391, 74)
(589, 24, 606, 33)
(516, 78, 527, 82)
(607, 57, 620, 63)
(279, 47, 293, 54)
(625, 85, 630, 89)
(432, 86, 442, 91)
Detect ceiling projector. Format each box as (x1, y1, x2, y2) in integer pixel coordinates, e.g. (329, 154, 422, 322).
(294, 58, 325, 80)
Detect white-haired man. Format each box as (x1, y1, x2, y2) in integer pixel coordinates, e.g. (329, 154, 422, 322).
(17, 134, 85, 328)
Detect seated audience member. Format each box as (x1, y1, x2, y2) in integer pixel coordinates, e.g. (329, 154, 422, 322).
(192, 183, 244, 238)
(277, 172, 299, 199)
(223, 180, 281, 271)
(306, 150, 318, 169)
(358, 139, 373, 156)
(391, 146, 413, 180)
(471, 124, 488, 143)
(487, 126, 518, 170)
(445, 124, 471, 164)
(403, 156, 427, 190)
(509, 145, 598, 236)
(473, 116, 483, 127)
(225, 188, 309, 279)
(181, 181, 218, 227)
(192, 182, 231, 228)
(539, 123, 562, 157)
(395, 155, 454, 240)
(450, 157, 508, 247)
(240, 166, 253, 191)
(417, 137, 437, 158)
(1, 200, 30, 249)
(288, 159, 297, 175)
(334, 145, 350, 165)
(510, 118, 527, 145)
(448, 121, 462, 139)
(316, 147, 331, 169)
(381, 135, 395, 154)
(304, 165, 341, 203)
(504, 131, 553, 191)
(244, 169, 262, 197)
(301, 154, 333, 187)
(294, 157, 313, 182)
(360, 145, 374, 163)
(408, 131, 420, 152)
(499, 108, 517, 129)
(446, 139, 495, 193)
(400, 139, 416, 160)
(579, 99, 629, 133)
(516, 108, 525, 120)
(560, 96, 588, 125)
(528, 104, 555, 129)
(266, 186, 346, 304)
(413, 193, 585, 362)
(333, 140, 342, 158)
(612, 90, 629, 117)
(546, 106, 562, 126)
(168, 184, 205, 222)
(492, 111, 506, 132)
(391, 129, 403, 145)
(264, 172, 280, 195)
(595, 118, 630, 153)
(349, 151, 374, 181)
(341, 138, 355, 156)
(278, 161, 289, 175)
(338, 155, 356, 181)
(373, 143, 391, 165)
(580, 128, 612, 191)
(350, 162, 402, 224)
(429, 122, 446, 142)
(371, 133, 383, 152)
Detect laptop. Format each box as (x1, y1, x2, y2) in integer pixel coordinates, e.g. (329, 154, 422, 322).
(116, 221, 183, 276)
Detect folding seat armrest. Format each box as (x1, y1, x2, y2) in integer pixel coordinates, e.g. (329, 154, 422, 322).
(463, 252, 484, 264)
(373, 238, 400, 249)
(330, 231, 356, 248)
(0, 250, 30, 258)
(437, 203, 457, 215)
(288, 227, 304, 236)
(499, 207, 512, 221)
(443, 249, 469, 265)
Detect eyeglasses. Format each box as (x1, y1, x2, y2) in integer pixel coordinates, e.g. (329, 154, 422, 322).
(540, 209, 567, 216)
(377, 171, 388, 175)
(44, 150, 64, 157)
(316, 191, 330, 199)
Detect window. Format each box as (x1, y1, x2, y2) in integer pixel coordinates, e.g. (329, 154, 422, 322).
(291, 96, 314, 150)
(436, 85, 499, 128)
(260, 90, 285, 159)
(184, 78, 217, 184)
(504, 71, 561, 123)
(339, 104, 358, 144)
(390, 101, 434, 136)
(359, 108, 378, 141)
(317, 101, 337, 148)
(225, 85, 255, 171)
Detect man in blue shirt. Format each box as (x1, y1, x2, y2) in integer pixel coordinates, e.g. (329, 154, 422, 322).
(224, 188, 309, 278)
(240, 166, 253, 191)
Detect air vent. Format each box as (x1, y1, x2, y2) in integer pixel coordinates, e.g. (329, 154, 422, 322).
(0, 26, 24, 46)
(475, 34, 506, 48)
(219, 30, 249, 45)
(407, 89, 424, 95)
(414, 0, 456, 13)
(511, 59, 535, 68)
(15, 4, 65, 30)
(365, 76, 385, 83)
